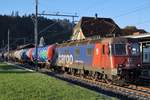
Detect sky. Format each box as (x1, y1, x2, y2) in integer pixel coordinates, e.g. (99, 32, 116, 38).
(0, 0, 150, 32)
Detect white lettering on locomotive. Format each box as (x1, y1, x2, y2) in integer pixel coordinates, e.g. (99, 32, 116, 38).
(57, 54, 74, 65)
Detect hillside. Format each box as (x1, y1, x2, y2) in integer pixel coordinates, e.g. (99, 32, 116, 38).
(0, 15, 147, 50)
(0, 15, 73, 49)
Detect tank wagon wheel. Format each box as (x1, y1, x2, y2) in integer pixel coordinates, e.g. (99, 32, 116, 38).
(45, 63, 51, 69)
(45, 64, 48, 69)
(51, 65, 57, 72)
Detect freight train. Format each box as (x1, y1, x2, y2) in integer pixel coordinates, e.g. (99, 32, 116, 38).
(2, 36, 143, 84)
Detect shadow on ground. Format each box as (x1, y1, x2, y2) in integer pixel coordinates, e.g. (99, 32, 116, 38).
(0, 63, 34, 74)
(0, 71, 34, 74)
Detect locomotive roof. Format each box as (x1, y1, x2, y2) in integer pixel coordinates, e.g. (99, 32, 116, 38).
(57, 37, 137, 47)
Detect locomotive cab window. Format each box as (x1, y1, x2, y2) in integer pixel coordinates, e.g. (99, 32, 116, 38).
(111, 44, 126, 56)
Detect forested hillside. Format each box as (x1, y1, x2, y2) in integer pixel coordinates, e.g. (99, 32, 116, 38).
(0, 14, 147, 50)
(0, 14, 73, 49)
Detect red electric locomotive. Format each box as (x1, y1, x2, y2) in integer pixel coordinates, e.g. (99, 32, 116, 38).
(92, 37, 141, 82)
(54, 37, 141, 83)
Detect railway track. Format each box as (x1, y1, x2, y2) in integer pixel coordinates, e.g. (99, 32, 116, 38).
(126, 85, 150, 94)
(12, 63, 150, 100)
(39, 68, 150, 100)
(66, 74, 150, 100)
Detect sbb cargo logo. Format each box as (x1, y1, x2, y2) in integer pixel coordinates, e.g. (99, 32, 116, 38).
(57, 54, 73, 65)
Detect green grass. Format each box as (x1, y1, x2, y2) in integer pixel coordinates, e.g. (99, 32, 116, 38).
(0, 63, 117, 100)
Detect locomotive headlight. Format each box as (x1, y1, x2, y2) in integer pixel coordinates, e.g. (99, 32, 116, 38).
(118, 64, 123, 67)
(137, 64, 141, 67)
(119, 64, 122, 67)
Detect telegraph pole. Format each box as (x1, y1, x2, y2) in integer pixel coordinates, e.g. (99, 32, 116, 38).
(7, 29, 10, 61)
(35, 0, 38, 70)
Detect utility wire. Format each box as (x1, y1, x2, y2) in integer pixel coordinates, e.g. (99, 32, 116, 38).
(113, 5, 150, 19)
(136, 20, 150, 26)
(39, 21, 59, 34)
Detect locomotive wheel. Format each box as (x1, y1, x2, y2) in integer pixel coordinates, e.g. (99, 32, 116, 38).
(79, 69, 84, 78)
(93, 72, 98, 81)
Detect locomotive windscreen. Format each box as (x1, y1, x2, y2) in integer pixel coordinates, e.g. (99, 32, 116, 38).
(111, 44, 126, 55)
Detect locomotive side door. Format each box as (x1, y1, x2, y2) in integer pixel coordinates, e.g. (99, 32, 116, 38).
(102, 43, 111, 69)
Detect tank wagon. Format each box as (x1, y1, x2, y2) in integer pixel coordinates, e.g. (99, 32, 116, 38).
(31, 45, 56, 68)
